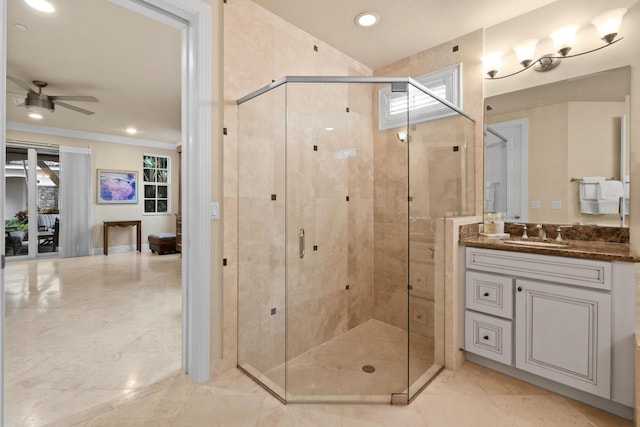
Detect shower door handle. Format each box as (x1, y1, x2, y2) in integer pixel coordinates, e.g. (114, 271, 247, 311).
(299, 228, 305, 259)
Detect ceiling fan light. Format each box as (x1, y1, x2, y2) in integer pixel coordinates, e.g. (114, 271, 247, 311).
(592, 8, 626, 43)
(24, 0, 55, 13)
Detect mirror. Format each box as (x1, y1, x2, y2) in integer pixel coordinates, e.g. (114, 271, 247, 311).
(484, 66, 631, 227)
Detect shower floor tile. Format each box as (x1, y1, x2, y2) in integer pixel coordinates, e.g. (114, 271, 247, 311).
(264, 319, 436, 401)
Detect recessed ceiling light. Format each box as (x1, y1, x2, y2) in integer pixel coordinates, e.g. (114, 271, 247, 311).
(14, 23, 28, 31)
(24, 0, 55, 13)
(355, 12, 379, 27)
(126, 127, 137, 135)
(28, 112, 43, 120)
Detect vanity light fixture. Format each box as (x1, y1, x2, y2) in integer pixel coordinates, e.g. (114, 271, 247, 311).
(355, 12, 379, 27)
(25, 0, 55, 13)
(126, 127, 137, 135)
(28, 112, 43, 120)
(484, 8, 626, 79)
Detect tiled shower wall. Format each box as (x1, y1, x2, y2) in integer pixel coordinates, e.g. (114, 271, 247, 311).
(285, 83, 375, 360)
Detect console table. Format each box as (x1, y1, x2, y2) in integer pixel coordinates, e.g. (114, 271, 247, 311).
(103, 220, 142, 255)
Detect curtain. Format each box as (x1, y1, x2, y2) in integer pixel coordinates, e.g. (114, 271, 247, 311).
(59, 146, 92, 257)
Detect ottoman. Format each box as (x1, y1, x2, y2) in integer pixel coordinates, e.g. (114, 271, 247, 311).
(148, 232, 177, 255)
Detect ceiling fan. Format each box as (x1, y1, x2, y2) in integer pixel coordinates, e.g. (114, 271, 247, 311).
(7, 75, 99, 116)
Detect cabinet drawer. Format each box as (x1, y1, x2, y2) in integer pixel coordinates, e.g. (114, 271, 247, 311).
(466, 271, 513, 319)
(465, 311, 512, 365)
(466, 247, 611, 290)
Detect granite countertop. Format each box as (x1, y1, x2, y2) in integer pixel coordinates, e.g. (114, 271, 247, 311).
(461, 235, 640, 262)
(459, 222, 640, 263)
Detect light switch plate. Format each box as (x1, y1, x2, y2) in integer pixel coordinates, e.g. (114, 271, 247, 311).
(530, 201, 541, 209)
(211, 202, 220, 219)
(551, 200, 562, 209)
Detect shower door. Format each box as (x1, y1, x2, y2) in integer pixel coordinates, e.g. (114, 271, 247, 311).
(285, 83, 351, 401)
(285, 82, 411, 402)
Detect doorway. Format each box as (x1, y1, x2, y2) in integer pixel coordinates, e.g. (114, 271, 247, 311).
(1, 0, 215, 423)
(484, 118, 529, 222)
(5, 144, 60, 259)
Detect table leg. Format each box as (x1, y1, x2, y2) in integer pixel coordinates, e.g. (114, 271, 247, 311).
(104, 224, 109, 255)
(136, 223, 142, 252)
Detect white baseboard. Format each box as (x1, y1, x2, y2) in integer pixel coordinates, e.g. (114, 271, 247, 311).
(92, 244, 150, 255)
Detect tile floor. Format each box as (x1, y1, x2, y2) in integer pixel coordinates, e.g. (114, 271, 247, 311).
(260, 319, 435, 401)
(5, 252, 181, 426)
(4, 252, 633, 426)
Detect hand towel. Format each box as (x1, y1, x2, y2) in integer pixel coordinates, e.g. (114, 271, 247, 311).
(598, 180, 623, 201)
(581, 176, 605, 183)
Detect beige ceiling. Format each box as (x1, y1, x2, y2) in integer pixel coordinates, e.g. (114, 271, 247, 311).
(7, 0, 629, 145)
(6, 0, 181, 144)
(252, 0, 558, 69)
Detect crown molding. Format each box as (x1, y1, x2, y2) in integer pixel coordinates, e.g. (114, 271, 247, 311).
(6, 121, 178, 150)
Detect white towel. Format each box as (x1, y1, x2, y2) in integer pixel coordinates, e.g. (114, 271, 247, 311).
(598, 180, 623, 201)
(580, 200, 599, 214)
(581, 176, 605, 183)
(579, 178, 602, 214)
(579, 182, 598, 201)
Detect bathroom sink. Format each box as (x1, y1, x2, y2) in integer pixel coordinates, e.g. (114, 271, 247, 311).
(504, 240, 569, 248)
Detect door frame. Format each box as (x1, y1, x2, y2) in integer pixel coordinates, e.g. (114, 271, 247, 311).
(0, 0, 218, 422)
(112, 0, 215, 384)
(485, 118, 528, 222)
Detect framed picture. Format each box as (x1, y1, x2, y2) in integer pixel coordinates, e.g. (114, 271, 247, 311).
(97, 169, 138, 204)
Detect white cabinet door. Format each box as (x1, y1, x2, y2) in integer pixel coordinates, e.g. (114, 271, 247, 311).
(515, 279, 611, 399)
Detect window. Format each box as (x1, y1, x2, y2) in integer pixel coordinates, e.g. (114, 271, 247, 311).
(378, 63, 462, 130)
(143, 154, 170, 214)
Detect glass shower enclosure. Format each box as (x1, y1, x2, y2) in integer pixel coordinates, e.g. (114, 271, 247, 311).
(237, 76, 474, 404)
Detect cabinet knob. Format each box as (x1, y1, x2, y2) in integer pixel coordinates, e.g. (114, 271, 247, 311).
(517, 286, 523, 292)
(483, 292, 490, 297)
(483, 335, 489, 340)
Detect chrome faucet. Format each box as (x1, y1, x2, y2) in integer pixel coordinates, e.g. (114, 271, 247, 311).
(535, 224, 546, 240)
(514, 223, 528, 239)
(555, 225, 571, 241)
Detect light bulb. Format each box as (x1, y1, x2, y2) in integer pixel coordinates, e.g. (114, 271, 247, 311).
(355, 12, 378, 27)
(592, 8, 626, 43)
(481, 51, 503, 78)
(550, 25, 579, 56)
(513, 39, 538, 67)
(25, 0, 55, 13)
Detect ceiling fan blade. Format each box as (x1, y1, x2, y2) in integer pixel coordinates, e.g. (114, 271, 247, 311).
(49, 95, 99, 102)
(53, 100, 95, 115)
(7, 75, 35, 93)
(7, 89, 23, 95)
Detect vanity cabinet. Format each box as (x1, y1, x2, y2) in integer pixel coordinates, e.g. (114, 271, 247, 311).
(462, 246, 635, 414)
(515, 278, 611, 399)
